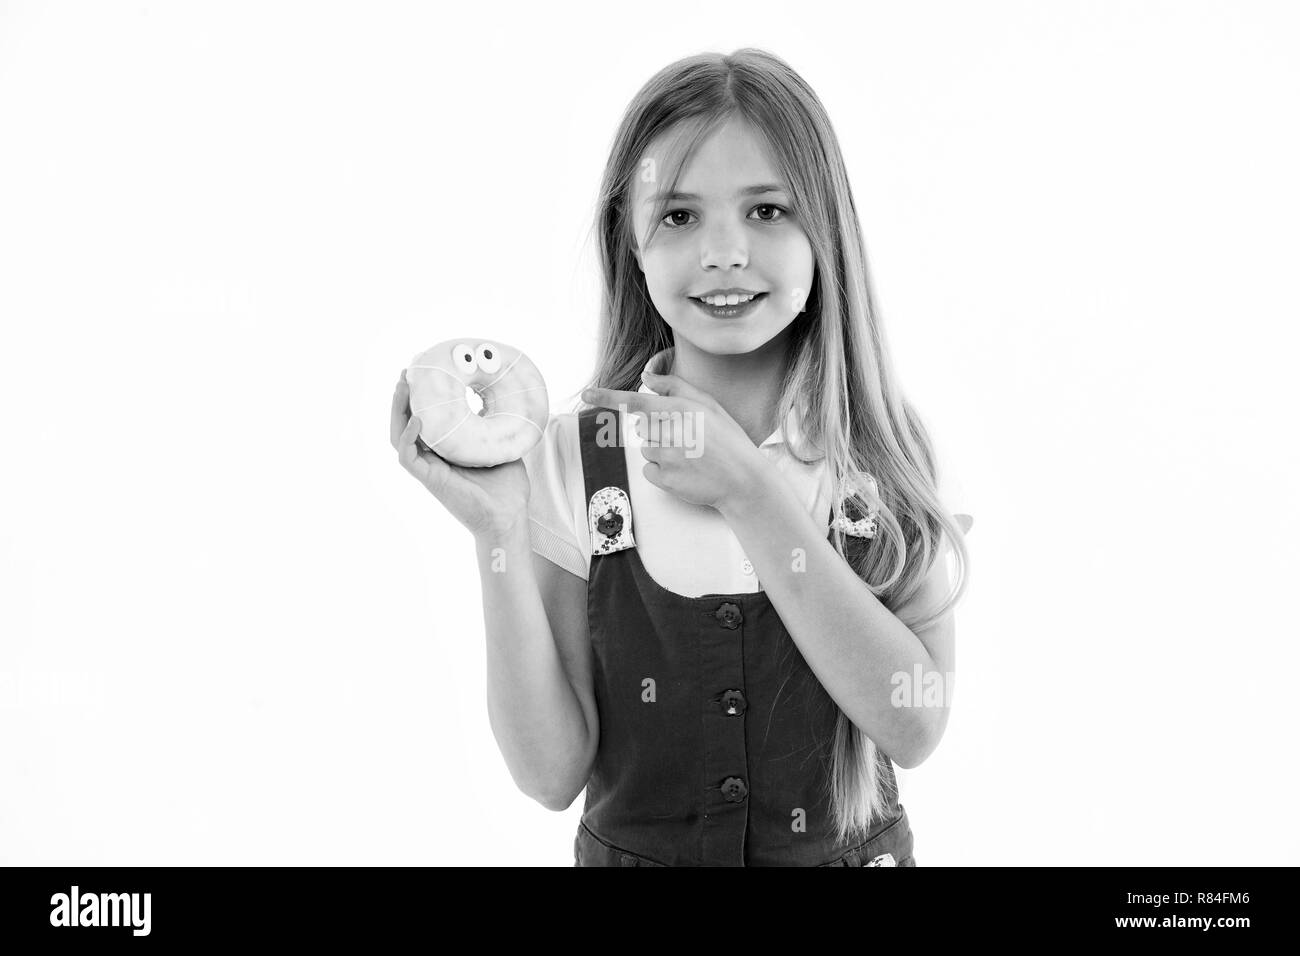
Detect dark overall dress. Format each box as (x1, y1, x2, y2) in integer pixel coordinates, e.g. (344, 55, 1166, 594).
(572, 407, 917, 867)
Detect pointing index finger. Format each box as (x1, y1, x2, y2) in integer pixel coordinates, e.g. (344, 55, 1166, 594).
(582, 388, 676, 413)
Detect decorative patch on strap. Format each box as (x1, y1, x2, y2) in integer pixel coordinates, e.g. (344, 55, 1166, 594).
(865, 852, 897, 867)
(832, 473, 880, 539)
(588, 486, 635, 556)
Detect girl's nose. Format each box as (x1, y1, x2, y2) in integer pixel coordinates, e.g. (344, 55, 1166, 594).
(698, 219, 749, 270)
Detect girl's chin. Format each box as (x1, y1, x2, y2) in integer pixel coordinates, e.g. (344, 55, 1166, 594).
(671, 322, 787, 357)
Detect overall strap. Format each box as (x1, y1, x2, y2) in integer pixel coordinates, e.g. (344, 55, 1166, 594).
(578, 407, 630, 502)
(578, 407, 637, 558)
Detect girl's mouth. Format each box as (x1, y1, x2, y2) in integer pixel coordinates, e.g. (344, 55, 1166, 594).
(689, 292, 768, 319)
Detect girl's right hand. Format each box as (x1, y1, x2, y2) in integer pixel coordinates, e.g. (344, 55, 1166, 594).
(390, 369, 532, 540)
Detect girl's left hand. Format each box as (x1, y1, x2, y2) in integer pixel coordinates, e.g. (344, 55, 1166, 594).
(581, 370, 772, 511)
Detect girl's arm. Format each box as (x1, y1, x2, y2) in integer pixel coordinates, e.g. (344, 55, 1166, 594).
(718, 473, 955, 770)
(391, 373, 597, 809)
(477, 522, 599, 810)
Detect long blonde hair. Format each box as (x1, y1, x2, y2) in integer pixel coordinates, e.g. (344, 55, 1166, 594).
(578, 48, 969, 844)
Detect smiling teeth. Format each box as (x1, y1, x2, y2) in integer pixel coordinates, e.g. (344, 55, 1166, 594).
(701, 293, 758, 306)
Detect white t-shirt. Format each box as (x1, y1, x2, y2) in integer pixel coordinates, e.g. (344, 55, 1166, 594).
(522, 383, 968, 598)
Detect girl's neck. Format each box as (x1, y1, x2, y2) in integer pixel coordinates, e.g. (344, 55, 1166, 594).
(663, 330, 792, 447)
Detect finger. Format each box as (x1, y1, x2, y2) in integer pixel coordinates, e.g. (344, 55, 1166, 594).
(582, 387, 681, 415)
(390, 373, 412, 449)
(397, 413, 420, 462)
(630, 412, 647, 442)
(642, 460, 664, 489)
(398, 416, 440, 486)
(647, 408, 687, 447)
(639, 441, 663, 463)
(648, 414, 677, 446)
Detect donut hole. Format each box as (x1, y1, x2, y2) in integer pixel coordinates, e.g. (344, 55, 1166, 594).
(465, 385, 486, 416)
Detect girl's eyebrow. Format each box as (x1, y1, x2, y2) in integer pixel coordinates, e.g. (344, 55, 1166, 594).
(642, 183, 787, 204)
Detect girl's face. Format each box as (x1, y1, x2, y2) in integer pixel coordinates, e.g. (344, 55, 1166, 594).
(630, 116, 815, 358)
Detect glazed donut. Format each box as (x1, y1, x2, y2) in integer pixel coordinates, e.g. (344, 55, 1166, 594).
(405, 338, 549, 467)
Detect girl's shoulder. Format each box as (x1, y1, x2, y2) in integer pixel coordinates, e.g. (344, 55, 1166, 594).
(520, 412, 590, 581)
(527, 410, 582, 473)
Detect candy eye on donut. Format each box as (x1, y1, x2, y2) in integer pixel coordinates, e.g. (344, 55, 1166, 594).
(452, 343, 478, 375)
(475, 343, 502, 375)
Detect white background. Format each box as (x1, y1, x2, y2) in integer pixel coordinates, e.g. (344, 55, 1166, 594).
(2, 0, 1296, 865)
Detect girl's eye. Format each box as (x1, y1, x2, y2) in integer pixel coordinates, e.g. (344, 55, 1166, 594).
(750, 204, 788, 223)
(659, 204, 790, 229)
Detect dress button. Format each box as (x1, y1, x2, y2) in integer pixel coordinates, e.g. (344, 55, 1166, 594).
(721, 689, 747, 716)
(714, 602, 742, 629)
(741, 558, 754, 575)
(720, 776, 748, 803)
(596, 509, 623, 538)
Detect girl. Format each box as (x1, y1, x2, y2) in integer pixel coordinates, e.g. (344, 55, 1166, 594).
(390, 48, 970, 867)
